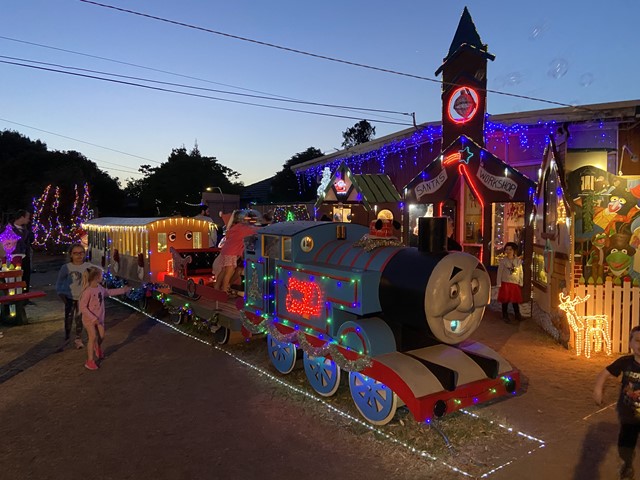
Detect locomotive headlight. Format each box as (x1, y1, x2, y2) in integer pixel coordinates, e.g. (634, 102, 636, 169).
(424, 252, 491, 344)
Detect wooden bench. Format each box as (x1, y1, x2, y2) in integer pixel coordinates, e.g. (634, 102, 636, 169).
(0, 269, 46, 325)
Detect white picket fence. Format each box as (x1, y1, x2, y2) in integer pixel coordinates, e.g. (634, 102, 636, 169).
(573, 280, 640, 354)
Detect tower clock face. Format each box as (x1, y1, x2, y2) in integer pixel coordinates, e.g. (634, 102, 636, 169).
(447, 86, 479, 124)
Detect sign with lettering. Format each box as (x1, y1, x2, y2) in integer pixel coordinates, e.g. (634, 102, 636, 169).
(414, 169, 448, 200)
(477, 165, 518, 198)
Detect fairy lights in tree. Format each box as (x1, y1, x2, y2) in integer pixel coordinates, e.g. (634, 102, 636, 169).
(32, 183, 92, 249)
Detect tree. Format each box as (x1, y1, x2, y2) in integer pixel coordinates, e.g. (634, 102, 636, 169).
(269, 147, 323, 202)
(0, 130, 124, 219)
(341, 120, 376, 149)
(125, 145, 244, 216)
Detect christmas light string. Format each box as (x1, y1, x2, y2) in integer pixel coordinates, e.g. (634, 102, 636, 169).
(109, 293, 546, 478)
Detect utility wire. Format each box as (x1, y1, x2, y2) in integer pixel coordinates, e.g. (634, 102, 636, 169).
(0, 117, 160, 170)
(79, 0, 593, 112)
(0, 59, 414, 126)
(0, 54, 412, 117)
(0, 35, 408, 123)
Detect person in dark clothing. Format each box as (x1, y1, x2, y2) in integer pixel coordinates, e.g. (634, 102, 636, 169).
(594, 325, 640, 479)
(10, 210, 34, 292)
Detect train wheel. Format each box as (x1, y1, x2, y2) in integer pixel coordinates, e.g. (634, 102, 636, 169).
(349, 372, 397, 425)
(173, 311, 190, 325)
(137, 295, 148, 313)
(266, 334, 297, 374)
(210, 325, 230, 345)
(303, 353, 341, 397)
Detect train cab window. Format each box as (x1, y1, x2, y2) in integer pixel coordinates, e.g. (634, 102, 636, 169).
(244, 234, 257, 255)
(157, 232, 168, 253)
(193, 231, 202, 249)
(282, 237, 292, 261)
(262, 235, 281, 259)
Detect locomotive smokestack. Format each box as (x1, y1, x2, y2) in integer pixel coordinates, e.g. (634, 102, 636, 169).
(418, 216, 447, 254)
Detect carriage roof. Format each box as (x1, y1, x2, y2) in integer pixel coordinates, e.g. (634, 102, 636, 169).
(257, 221, 336, 237)
(83, 217, 211, 228)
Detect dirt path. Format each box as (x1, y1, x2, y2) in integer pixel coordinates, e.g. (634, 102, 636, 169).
(0, 254, 629, 479)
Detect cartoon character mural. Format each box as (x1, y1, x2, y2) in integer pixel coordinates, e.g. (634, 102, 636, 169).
(569, 166, 640, 285)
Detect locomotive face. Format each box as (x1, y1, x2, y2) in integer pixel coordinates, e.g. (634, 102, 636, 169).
(424, 252, 491, 343)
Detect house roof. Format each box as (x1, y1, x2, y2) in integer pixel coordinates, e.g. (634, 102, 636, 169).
(291, 99, 640, 175)
(316, 163, 401, 210)
(404, 135, 536, 204)
(353, 174, 402, 204)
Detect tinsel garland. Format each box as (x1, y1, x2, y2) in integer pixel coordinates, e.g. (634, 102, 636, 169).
(240, 312, 372, 372)
(353, 235, 403, 252)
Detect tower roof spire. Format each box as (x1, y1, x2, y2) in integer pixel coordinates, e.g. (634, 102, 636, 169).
(435, 7, 494, 76)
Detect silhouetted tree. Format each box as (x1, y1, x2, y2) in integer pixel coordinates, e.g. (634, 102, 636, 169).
(269, 147, 323, 202)
(341, 120, 376, 149)
(125, 145, 243, 216)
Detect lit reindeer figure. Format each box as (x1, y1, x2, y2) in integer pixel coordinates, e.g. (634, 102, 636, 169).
(558, 293, 612, 358)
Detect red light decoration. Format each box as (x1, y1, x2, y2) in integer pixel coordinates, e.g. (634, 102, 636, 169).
(447, 87, 479, 124)
(443, 152, 461, 166)
(285, 277, 323, 318)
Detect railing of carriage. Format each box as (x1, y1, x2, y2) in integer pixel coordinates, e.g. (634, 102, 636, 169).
(574, 279, 640, 354)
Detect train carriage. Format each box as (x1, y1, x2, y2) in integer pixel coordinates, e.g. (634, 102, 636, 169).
(83, 217, 214, 283)
(242, 218, 520, 425)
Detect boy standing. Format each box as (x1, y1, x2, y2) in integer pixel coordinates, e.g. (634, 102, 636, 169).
(594, 325, 640, 479)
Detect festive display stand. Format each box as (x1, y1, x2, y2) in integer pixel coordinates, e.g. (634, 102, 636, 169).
(0, 269, 46, 325)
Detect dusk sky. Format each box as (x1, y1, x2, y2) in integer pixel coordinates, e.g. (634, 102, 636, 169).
(2, 0, 639, 186)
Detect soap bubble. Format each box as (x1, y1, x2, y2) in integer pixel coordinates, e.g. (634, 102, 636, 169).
(548, 58, 569, 79)
(579, 72, 594, 87)
(505, 71, 523, 86)
(529, 21, 549, 40)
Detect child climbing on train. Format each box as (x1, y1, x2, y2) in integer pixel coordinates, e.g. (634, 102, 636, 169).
(496, 242, 523, 323)
(214, 210, 257, 295)
(55, 243, 92, 350)
(79, 267, 131, 371)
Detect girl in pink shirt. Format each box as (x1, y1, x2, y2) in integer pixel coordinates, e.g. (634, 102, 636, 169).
(79, 267, 131, 370)
(214, 210, 257, 294)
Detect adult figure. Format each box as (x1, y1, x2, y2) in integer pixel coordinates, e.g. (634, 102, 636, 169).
(194, 204, 217, 247)
(10, 210, 34, 291)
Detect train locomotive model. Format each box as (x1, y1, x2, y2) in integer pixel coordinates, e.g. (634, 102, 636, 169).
(241, 217, 519, 425)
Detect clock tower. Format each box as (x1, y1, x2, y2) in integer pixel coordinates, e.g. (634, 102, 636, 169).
(435, 7, 494, 149)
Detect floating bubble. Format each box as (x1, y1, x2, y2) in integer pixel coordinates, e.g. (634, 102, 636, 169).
(505, 71, 523, 86)
(579, 72, 594, 87)
(529, 21, 549, 41)
(548, 58, 569, 79)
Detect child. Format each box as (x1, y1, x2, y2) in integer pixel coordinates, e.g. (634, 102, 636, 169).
(214, 210, 257, 295)
(78, 266, 131, 371)
(594, 325, 640, 480)
(496, 242, 523, 322)
(55, 244, 92, 349)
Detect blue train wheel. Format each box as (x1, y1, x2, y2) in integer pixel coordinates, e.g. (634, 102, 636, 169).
(349, 372, 397, 425)
(303, 353, 341, 397)
(266, 334, 297, 374)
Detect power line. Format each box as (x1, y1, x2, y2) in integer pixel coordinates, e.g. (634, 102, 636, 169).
(0, 59, 414, 126)
(79, 0, 592, 112)
(0, 117, 160, 171)
(0, 35, 408, 123)
(0, 54, 412, 117)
